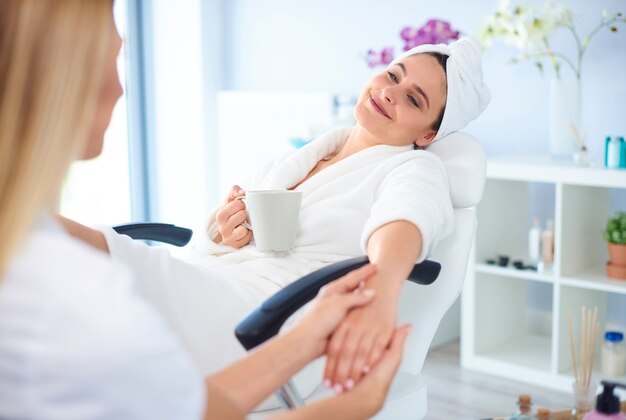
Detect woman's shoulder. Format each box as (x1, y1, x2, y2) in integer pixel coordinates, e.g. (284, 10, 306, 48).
(0, 221, 204, 419)
(0, 219, 160, 356)
(6, 218, 130, 301)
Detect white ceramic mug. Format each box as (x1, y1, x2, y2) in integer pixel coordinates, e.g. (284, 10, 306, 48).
(238, 190, 302, 252)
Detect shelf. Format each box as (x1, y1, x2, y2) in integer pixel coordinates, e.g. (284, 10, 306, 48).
(561, 266, 626, 294)
(464, 157, 626, 392)
(476, 264, 555, 283)
(476, 334, 552, 372)
(487, 157, 626, 188)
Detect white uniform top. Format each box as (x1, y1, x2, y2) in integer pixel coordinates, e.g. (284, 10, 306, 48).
(0, 216, 204, 419)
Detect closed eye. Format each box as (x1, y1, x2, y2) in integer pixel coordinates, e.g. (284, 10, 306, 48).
(407, 95, 420, 108)
(387, 71, 398, 83)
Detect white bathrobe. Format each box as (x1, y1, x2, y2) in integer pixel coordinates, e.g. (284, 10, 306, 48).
(100, 126, 453, 403)
(192, 126, 454, 288)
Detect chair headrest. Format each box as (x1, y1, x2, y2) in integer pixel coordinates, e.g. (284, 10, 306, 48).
(426, 132, 487, 208)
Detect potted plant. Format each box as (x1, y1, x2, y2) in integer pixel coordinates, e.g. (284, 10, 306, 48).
(605, 210, 626, 279)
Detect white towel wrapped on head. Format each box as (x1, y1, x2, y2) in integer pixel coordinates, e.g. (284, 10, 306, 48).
(393, 37, 491, 141)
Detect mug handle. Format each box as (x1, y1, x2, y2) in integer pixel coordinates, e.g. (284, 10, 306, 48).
(235, 196, 253, 231)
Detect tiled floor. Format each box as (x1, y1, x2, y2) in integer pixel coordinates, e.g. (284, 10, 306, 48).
(422, 340, 572, 419)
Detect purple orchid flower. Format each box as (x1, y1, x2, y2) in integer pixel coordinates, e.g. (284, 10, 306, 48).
(367, 18, 460, 68)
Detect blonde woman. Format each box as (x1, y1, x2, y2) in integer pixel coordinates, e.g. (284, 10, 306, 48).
(0, 1, 409, 418)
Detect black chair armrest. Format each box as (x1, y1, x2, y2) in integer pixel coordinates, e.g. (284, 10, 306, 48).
(113, 223, 193, 247)
(235, 256, 441, 351)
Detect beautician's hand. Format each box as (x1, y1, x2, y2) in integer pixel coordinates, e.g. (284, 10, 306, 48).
(347, 324, 410, 413)
(323, 291, 397, 392)
(214, 185, 252, 248)
(269, 324, 410, 420)
(293, 264, 378, 359)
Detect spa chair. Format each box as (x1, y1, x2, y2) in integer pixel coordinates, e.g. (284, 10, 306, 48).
(113, 131, 486, 419)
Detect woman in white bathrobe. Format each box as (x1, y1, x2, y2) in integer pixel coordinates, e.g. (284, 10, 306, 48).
(201, 39, 490, 392)
(64, 38, 490, 396)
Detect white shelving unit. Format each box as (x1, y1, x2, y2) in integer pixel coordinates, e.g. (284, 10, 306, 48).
(461, 156, 626, 393)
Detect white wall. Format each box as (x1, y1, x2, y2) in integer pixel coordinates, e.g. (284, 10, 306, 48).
(224, 0, 626, 163)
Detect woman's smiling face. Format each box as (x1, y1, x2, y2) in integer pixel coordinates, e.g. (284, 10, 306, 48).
(354, 53, 447, 148)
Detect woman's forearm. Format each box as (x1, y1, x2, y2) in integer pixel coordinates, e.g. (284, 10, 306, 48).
(366, 220, 423, 297)
(207, 328, 319, 414)
(269, 392, 373, 420)
(55, 215, 109, 253)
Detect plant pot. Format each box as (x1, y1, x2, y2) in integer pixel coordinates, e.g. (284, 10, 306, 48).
(608, 242, 626, 266)
(607, 262, 626, 280)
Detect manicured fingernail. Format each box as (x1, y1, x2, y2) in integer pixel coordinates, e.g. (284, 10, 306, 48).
(333, 384, 344, 394)
(362, 289, 375, 298)
(323, 379, 332, 388)
(362, 365, 370, 374)
(345, 379, 355, 390)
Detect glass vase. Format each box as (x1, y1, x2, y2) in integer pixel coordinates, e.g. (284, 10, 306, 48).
(549, 78, 580, 156)
(571, 381, 596, 420)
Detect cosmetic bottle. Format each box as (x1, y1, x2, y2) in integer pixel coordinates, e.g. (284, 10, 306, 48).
(606, 136, 621, 169)
(601, 331, 626, 378)
(509, 394, 534, 419)
(619, 136, 626, 169)
(583, 381, 626, 420)
(537, 407, 551, 420)
(529, 217, 542, 264)
(542, 220, 554, 266)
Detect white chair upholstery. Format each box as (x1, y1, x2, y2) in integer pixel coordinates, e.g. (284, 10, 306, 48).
(252, 132, 486, 419)
(374, 132, 486, 419)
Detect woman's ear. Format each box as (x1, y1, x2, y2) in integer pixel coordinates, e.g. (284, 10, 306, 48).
(414, 131, 437, 147)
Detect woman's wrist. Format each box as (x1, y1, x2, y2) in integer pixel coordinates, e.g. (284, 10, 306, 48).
(363, 272, 403, 300)
(287, 325, 325, 361)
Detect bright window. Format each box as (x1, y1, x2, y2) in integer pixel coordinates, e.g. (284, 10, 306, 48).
(60, 0, 131, 226)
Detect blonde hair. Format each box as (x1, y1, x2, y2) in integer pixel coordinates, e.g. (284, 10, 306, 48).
(0, 0, 113, 276)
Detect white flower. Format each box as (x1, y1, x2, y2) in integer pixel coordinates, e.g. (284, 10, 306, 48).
(543, 2, 572, 27)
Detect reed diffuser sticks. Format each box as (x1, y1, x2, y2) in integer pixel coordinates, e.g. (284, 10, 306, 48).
(568, 306, 599, 387)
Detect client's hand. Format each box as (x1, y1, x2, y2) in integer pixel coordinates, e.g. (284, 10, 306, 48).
(347, 324, 411, 416)
(214, 185, 252, 248)
(293, 264, 379, 359)
(323, 291, 397, 392)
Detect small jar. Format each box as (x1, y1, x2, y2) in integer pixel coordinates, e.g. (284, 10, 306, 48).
(537, 407, 551, 420)
(601, 331, 626, 377)
(510, 394, 534, 419)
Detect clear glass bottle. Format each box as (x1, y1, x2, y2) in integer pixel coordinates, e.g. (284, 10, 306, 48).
(571, 381, 596, 420)
(601, 331, 626, 377)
